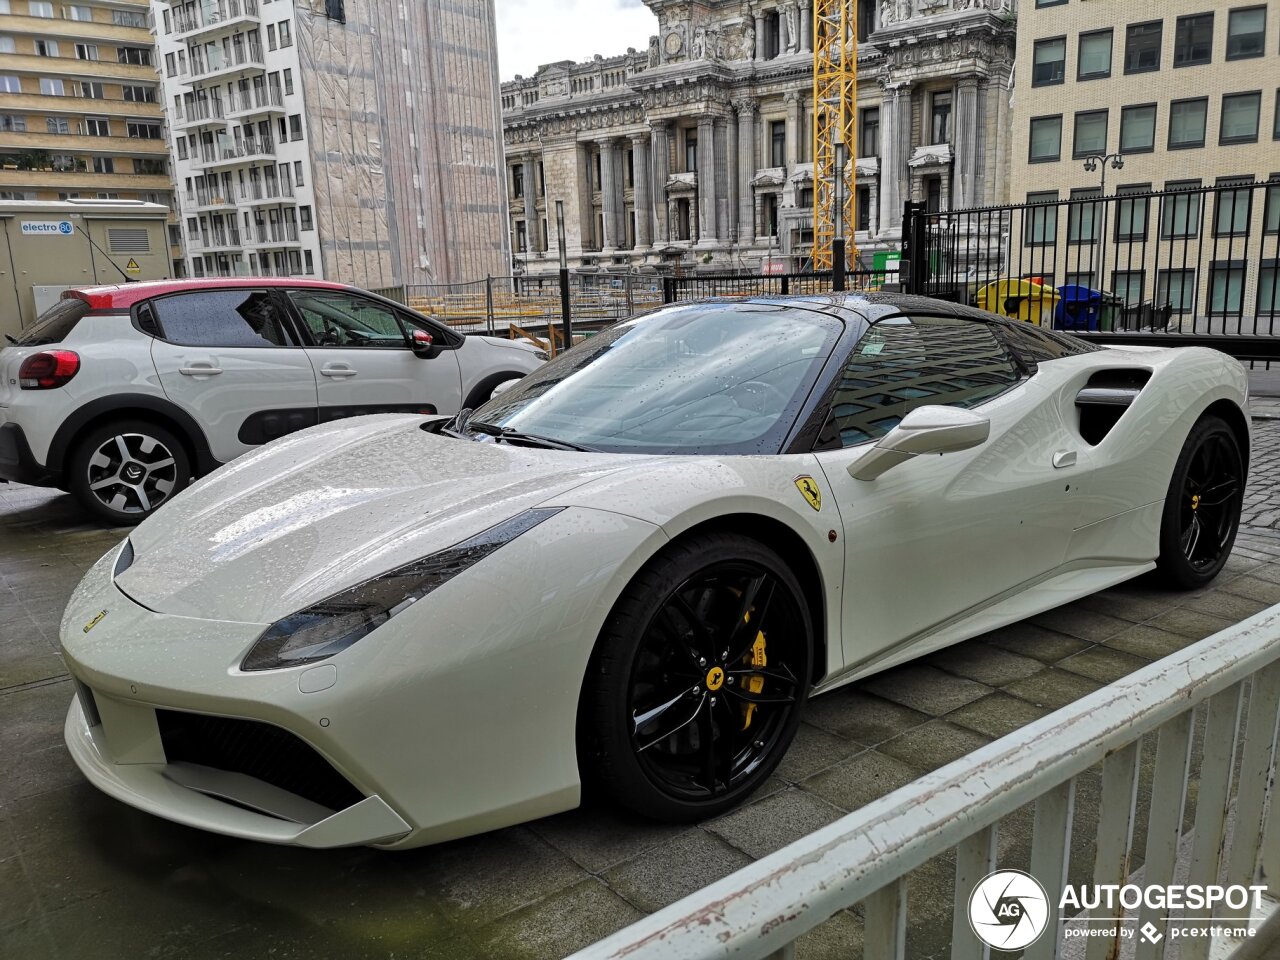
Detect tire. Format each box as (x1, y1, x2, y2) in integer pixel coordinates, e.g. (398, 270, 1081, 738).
(463, 371, 524, 410)
(581, 532, 812, 822)
(1155, 415, 1245, 590)
(68, 419, 192, 526)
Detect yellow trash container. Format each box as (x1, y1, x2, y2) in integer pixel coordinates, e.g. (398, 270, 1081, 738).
(976, 278, 1062, 327)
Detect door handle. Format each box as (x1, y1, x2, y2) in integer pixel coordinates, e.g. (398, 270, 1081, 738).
(320, 365, 357, 378)
(179, 364, 223, 376)
(1052, 450, 1078, 469)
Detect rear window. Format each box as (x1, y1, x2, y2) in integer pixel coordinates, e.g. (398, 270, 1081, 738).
(13, 297, 91, 346)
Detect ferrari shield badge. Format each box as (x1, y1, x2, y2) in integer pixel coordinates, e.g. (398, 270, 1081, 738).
(83, 610, 108, 633)
(793, 476, 822, 512)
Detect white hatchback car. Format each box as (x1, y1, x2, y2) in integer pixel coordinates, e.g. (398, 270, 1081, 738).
(0, 278, 545, 524)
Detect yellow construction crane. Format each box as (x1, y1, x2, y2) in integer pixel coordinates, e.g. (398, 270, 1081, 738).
(811, 0, 857, 273)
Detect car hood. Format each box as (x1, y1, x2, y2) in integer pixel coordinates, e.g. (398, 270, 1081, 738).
(118, 416, 641, 623)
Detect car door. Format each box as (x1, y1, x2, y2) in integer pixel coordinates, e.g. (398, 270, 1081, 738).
(811, 314, 1091, 670)
(284, 288, 464, 421)
(146, 288, 319, 464)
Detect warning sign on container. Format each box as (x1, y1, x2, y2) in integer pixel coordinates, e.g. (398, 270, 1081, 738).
(125, 258, 141, 273)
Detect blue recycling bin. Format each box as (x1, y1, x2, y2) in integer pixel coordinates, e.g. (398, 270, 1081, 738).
(1055, 285, 1103, 331)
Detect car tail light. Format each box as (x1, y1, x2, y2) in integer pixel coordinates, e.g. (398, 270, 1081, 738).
(19, 350, 80, 389)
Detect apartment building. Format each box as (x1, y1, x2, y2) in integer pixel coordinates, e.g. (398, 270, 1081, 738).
(1008, 0, 1279, 323)
(0, 0, 181, 271)
(152, 0, 510, 286)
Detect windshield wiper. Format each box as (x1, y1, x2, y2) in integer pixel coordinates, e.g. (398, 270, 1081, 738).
(469, 419, 598, 452)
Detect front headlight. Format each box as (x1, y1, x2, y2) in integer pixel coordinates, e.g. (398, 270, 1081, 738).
(240, 508, 563, 672)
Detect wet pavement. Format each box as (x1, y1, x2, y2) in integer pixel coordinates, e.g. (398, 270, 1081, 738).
(3, 418, 1280, 959)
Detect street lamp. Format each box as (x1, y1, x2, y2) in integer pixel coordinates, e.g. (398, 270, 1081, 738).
(556, 200, 570, 352)
(832, 142, 846, 292)
(1080, 152, 1124, 297)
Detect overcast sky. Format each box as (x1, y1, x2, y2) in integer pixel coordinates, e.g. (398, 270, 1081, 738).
(494, 0, 658, 80)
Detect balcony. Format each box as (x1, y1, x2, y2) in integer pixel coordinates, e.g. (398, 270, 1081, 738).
(190, 227, 243, 252)
(186, 42, 265, 83)
(0, 53, 157, 84)
(225, 85, 285, 119)
(0, 92, 163, 119)
(174, 0, 262, 43)
(244, 221, 300, 245)
(193, 135, 276, 169)
(240, 179, 295, 204)
(179, 99, 226, 130)
(186, 188, 236, 212)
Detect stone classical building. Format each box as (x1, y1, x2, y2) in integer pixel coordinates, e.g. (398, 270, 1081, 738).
(501, 0, 1016, 275)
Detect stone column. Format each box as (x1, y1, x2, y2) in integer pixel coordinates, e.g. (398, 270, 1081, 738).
(650, 120, 670, 244)
(953, 75, 984, 210)
(715, 116, 730, 241)
(877, 81, 912, 237)
(799, 4, 811, 53)
(785, 91, 801, 167)
(631, 133, 652, 249)
(735, 99, 756, 243)
(727, 111, 739, 242)
(521, 155, 538, 250)
(697, 115, 718, 243)
(599, 137, 619, 252)
(754, 13, 767, 60)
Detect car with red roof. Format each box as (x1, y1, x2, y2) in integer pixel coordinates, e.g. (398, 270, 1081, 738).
(0, 278, 545, 523)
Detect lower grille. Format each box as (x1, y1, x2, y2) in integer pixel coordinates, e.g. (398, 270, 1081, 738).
(156, 710, 365, 813)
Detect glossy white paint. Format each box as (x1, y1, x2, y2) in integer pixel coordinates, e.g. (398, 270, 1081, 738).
(59, 342, 1249, 848)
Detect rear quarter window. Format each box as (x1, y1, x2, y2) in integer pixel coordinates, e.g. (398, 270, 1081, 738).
(13, 297, 91, 346)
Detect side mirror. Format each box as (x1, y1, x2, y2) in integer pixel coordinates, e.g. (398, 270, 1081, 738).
(848, 405, 990, 482)
(410, 329, 435, 358)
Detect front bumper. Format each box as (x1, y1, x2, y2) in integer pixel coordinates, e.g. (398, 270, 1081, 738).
(0, 421, 57, 486)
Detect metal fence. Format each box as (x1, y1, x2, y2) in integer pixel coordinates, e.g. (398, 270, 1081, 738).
(905, 179, 1280, 339)
(660, 269, 888, 304)
(570, 603, 1280, 960)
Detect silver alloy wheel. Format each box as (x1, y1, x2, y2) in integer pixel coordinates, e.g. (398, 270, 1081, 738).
(85, 432, 178, 515)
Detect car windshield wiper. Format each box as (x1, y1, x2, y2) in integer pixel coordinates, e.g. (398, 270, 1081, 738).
(469, 419, 598, 453)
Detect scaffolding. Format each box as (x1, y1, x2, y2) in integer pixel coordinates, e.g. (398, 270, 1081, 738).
(811, 0, 858, 271)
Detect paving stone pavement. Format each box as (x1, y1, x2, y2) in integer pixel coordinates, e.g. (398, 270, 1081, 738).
(2, 416, 1279, 960)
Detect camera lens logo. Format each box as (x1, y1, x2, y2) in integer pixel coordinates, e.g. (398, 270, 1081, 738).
(968, 870, 1049, 950)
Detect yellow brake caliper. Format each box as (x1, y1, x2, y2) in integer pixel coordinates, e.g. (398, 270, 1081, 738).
(742, 618, 767, 731)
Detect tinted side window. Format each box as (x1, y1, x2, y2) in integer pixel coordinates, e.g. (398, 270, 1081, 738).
(150, 290, 290, 347)
(15, 297, 91, 345)
(823, 317, 1020, 448)
(995, 320, 1101, 365)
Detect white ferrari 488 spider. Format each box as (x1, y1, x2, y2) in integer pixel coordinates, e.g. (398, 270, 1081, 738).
(60, 293, 1249, 849)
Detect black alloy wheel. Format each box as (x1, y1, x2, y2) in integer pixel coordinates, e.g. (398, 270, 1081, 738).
(69, 420, 192, 526)
(582, 533, 812, 821)
(1157, 415, 1244, 589)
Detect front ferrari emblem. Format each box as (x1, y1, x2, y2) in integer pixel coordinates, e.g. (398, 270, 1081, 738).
(83, 610, 108, 633)
(794, 475, 822, 512)
(705, 666, 725, 691)
(1191, 494, 1201, 511)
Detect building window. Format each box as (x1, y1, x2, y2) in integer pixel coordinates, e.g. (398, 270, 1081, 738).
(304, 250, 315, 274)
(1214, 179, 1254, 236)
(0, 76, 18, 93)
(769, 120, 785, 167)
(1114, 185, 1151, 241)
(1119, 104, 1157, 153)
(1077, 29, 1112, 80)
(300, 206, 313, 230)
(1067, 188, 1102, 244)
(66, 4, 91, 20)
(127, 121, 162, 140)
(122, 85, 155, 103)
(1156, 269, 1197, 314)
(924, 176, 943, 212)
(35, 39, 58, 57)
(763, 10, 781, 59)
(39, 78, 64, 96)
(930, 92, 952, 144)
(1266, 183, 1280, 234)
(177, 138, 188, 160)
(860, 107, 879, 157)
(1111, 270, 1146, 307)
(1072, 110, 1108, 158)
(856, 0, 874, 42)
(537, 161, 545, 196)
(134, 158, 166, 175)
(267, 24, 277, 50)
(278, 21, 291, 47)
(1208, 262, 1245, 315)
(1227, 7, 1266, 60)
(799, 186, 814, 209)
(515, 220, 527, 253)
(46, 117, 69, 134)
(625, 149, 634, 188)
(29, 1, 53, 17)
(0, 37, 12, 54)
(294, 160, 304, 186)
(118, 47, 151, 66)
(1029, 116, 1062, 162)
(1024, 191, 1059, 246)
(1173, 13, 1213, 67)
(288, 114, 302, 140)
(284, 69, 294, 95)
(1160, 181, 1203, 238)
(762, 193, 779, 237)
(683, 133, 696, 174)
(1221, 92, 1261, 144)
(1168, 98, 1208, 149)
(85, 117, 111, 137)
(165, 52, 176, 76)
(1124, 21, 1162, 74)
(1032, 37, 1066, 86)
(0, 114, 25, 131)
(92, 156, 114, 173)
(112, 9, 147, 27)
(512, 165, 524, 198)
(856, 185, 870, 231)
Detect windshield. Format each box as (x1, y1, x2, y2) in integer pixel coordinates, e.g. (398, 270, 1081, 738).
(470, 302, 842, 455)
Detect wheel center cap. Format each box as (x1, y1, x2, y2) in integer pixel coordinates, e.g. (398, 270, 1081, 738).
(123, 463, 144, 481)
(1191, 494, 1201, 511)
(705, 666, 725, 691)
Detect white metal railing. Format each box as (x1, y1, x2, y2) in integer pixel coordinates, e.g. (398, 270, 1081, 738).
(571, 604, 1280, 960)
